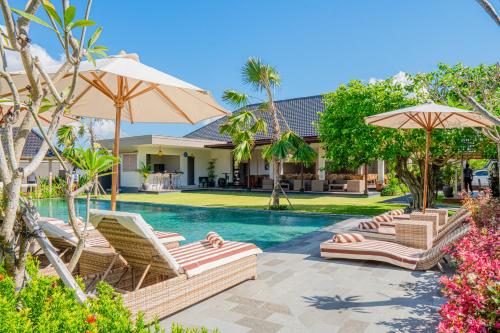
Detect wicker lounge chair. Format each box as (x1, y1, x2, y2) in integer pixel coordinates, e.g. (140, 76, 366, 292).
(356, 208, 470, 247)
(38, 217, 185, 276)
(85, 209, 262, 321)
(320, 224, 470, 271)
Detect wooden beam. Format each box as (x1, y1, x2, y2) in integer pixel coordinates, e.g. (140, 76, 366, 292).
(154, 86, 195, 124)
(134, 263, 152, 291)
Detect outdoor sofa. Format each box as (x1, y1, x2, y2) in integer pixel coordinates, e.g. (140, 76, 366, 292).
(82, 210, 262, 321)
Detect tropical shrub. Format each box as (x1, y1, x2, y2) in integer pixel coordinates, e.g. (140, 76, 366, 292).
(25, 177, 65, 199)
(381, 176, 408, 196)
(438, 193, 499, 333)
(0, 259, 218, 333)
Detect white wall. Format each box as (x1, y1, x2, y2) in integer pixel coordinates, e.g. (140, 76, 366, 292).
(20, 159, 63, 180)
(210, 149, 232, 183)
(249, 149, 269, 176)
(120, 146, 218, 188)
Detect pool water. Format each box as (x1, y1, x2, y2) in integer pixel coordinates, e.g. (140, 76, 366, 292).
(35, 199, 342, 249)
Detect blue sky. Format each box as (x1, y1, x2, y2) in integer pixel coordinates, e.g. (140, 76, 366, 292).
(5, 0, 500, 138)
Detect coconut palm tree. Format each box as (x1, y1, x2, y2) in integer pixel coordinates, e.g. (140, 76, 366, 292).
(221, 58, 315, 208)
(220, 91, 267, 188)
(292, 141, 318, 191)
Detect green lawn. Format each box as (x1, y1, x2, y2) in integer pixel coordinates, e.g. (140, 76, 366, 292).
(110, 191, 405, 216)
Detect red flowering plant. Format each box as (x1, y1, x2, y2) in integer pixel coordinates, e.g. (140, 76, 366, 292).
(438, 192, 500, 333)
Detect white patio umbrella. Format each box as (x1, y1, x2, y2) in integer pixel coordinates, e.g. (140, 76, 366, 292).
(0, 102, 77, 126)
(365, 103, 494, 212)
(1, 52, 229, 210)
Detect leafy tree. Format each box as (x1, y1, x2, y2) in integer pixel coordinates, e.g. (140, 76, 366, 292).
(415, 63, 500, 195)
(319, 77, 487, 209)
(0, 0, 106, 288)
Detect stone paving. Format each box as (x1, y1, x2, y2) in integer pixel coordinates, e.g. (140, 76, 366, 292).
(160, 217, 445, 333)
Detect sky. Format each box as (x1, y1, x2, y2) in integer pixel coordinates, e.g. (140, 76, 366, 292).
(3, 0, 500, 139)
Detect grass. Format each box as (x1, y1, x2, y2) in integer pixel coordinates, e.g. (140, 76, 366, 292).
(109, 191, 407, 216)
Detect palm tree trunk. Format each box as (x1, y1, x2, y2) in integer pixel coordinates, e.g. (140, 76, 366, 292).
(301, 163, 304, 191)
(267, 88, 282, 207)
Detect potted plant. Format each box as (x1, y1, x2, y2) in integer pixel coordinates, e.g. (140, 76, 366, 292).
(137, 162, 152, 191)
(207, 159, 217, 187)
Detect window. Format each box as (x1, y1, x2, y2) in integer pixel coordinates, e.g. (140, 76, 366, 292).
(475, 171, 488, 177)
(122, 153, 137, 172)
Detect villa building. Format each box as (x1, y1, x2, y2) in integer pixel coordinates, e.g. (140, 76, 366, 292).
(98, 95, 387, 192)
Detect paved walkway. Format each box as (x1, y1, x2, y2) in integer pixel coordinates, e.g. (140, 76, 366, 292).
(160, 218, 444, 333)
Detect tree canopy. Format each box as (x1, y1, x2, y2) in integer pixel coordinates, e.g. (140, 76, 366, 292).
(318, 67, 493, 208)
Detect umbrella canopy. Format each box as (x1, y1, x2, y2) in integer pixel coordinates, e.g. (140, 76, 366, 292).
(1, 52, 229, 210)
(0, 102, 77, 126)
(364, 103, 493, 130)
(365, 103, 495, 212)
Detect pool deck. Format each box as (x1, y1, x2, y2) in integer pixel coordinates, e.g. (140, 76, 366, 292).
(160, 217, 445, 332)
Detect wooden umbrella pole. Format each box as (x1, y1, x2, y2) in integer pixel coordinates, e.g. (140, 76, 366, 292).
(111, 105, 122, 211)
(422, 129, 431, 213)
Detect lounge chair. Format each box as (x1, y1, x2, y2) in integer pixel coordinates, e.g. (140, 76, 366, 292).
(320, 224, 470, 271)
(39, 217, 185, 276)
(355, 208, 470, 247)
(86, 209, 262, 321)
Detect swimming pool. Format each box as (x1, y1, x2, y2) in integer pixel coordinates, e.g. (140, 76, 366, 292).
(35, 199, 342, 249)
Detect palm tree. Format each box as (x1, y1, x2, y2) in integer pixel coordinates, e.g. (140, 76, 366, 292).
(292, 141, 318, 191)
(64, 147, 117, 272)
(220, 90, 266, 188)
(221, 58, 315, 208)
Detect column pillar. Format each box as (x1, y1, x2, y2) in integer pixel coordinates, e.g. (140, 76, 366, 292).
(377, 159, 385, 184)
(317, 146, 325, 180)
(48, 159, 53, 194)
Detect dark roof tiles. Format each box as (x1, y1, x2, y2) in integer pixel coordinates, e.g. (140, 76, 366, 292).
(185, 95, 324, 142)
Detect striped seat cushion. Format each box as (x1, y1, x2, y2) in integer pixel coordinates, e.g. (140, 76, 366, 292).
(358, 221, 379, 230)
(333, 233, 365, 243)
(373, 214, 393, 223)
(320, 239, 423, 270)
(388, 209, 405, 216)
(170, 240, 262, 278)
(206, 231, 224, 248)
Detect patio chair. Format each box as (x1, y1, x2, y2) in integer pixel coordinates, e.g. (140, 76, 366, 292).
(39, 217, 185, 276)
(320, 224, 470, 271)
(354, 208, 470, 248)
(85, 209, 262, 321)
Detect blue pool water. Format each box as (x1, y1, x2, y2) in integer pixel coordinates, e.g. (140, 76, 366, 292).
(35, 199, 342, 249)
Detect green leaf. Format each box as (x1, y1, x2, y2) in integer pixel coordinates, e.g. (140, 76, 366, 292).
(86, 52, 95, 66)
(11, 8, 55, 31)
(70, 20, 95, 30)
(87, 27, 102, 47)
(63, 5, 76, 28)
(42, 2, 62, 27)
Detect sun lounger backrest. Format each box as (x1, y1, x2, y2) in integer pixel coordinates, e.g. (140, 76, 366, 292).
(416, 224, 471, 270)
(90, 209, 180, 276)
(39, 220, 78, 248)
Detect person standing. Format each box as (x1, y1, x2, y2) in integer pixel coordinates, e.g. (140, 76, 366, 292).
(463, 163, 473, 193)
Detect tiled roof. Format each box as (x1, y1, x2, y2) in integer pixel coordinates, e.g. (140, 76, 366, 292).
(185, 95, 324, 142)
(0, 128, 56, 158)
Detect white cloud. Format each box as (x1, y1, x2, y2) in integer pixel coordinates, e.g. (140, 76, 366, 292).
(368, 77, 383, 85)
(3, 44, 63, 71)
(92, 120, 120, 140)
(0, 24, 62, 71)
(391, 71, 411, 86)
